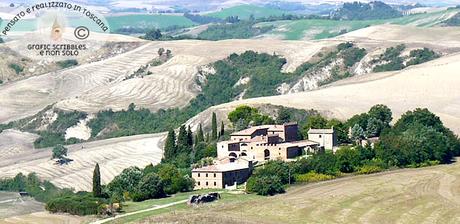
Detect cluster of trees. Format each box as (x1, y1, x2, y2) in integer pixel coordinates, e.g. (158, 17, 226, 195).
(296, 42, 367, 86)
(143, 29, 163, 40)
(228, 106, 274, 131)
(0, 172, 106, 216)
(346, 104, 393, 141)
(246, 107, 460, 196)
(373, 45, 439, 72)
(163, 112, 223, 168)
(33, 110, 87, 148)
(197, 20, 274, 40)
(104, 164, 193, 202)
(9, 63, 24, 74)
(377, 108, 460, 166)
(56, 59, 78, 69)
(184, 13, 223, 24)
(331, 1, 402, 20)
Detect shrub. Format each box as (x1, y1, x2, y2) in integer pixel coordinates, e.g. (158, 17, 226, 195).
(46, 193, 106, 215)
(9, 63, 24, 74)
(336, 147, 360, 173)
(357, 165, 383, 175)
(306, 152, 340, 176)
(255, 160, 291, 184)
(156, 164, 194, 195)
(56, 59, 78, 69)
(246, 175, 285, 196)
(294, 172, 335, 183)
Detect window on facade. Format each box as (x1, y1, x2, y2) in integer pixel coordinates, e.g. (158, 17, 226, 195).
(198, 181, 200, 186)
(214, 182, 217, 186)
(214, 173, 216, 177)
(206, 182, 208, 186)
(206, 173, 208, 177)
(319, 135, 322, 138)
(198, 173, 200, 177)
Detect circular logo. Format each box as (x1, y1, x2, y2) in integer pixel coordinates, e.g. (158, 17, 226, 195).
(74, 26, 90, 40)
(0, 1, 111, 62)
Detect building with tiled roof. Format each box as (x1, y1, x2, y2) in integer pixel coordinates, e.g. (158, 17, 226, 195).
(217, 123, 333, 162)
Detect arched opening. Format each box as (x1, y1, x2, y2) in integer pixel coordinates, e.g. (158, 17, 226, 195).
(229, 152, 237, 162)
(264, 149, 270, 160)
(241, 152, 247, 157)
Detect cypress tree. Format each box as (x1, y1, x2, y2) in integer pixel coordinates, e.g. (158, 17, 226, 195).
(211, 112, 218, 140)
(197, 123, 204, 143)
(164, 129, 177, 160)
(220, 121, 225, 138)
(194, 135, 198, 146)
(205, 133, 210, 143)
(93, 163, 102, 197)
(187, 125, 193, 146)
(177, 125, 188, 153)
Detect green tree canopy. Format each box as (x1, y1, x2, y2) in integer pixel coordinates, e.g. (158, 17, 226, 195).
(164, 130, 177, 161)
(133, 173, 165, 201)
(51, 145, 68, 160)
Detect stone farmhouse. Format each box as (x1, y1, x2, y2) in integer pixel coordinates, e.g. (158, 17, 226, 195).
(217, 123, 337, 162)
(307, 128, 338, 151)
(192, 157, 253, 189)
(191, 123, 338, 189)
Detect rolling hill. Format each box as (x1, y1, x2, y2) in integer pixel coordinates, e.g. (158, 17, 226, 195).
(140, 160, 460, 223)
(1, 23, 460, 199)
(255, 8, 460, 40)
(206, 4, 288, 20)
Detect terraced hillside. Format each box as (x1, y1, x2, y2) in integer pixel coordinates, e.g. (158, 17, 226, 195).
(2, 24, 460, 193)
(0, 42, 158, 123)
(0, 39, 329, 120)
(0, 133, 166, 191)
(144, 159, 460, 223)
(191, 48, 460, 135)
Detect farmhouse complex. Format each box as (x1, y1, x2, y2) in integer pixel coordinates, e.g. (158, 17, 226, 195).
(193, 123, 338, 189)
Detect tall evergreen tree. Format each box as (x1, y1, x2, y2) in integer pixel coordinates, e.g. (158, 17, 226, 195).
(194, 135, 199, 146)
(187, 125, 193, 146)
(205, 133, 210, 143)
(177, 125, 188, 153)
(220, 121, 225, 138)
(197, 123, 204, 143)
(164, 129, 177, 160)
(92, 163, 102, 197)
(211, 112, 218, 140)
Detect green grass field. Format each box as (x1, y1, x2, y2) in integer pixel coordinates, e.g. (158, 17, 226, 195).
(0, 14, 196, 33)
(128, 161, 460, 224)
(256, 8, 460, 40)
(106, 14, 196, 31)
(257, 19, 386, 40)
(109, 190, 261, 224)
(206, 5, 288, 20)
